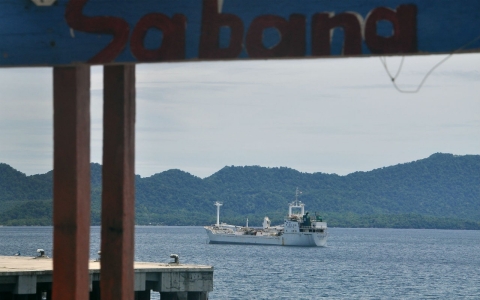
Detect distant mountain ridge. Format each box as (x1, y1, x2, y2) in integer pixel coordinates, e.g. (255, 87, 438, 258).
(0, 153, 479, 229)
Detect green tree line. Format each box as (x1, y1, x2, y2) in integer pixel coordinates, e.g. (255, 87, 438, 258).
(0, 153, 479, 229)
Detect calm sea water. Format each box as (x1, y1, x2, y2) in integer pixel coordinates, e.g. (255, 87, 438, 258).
(0, 226, 479, 299)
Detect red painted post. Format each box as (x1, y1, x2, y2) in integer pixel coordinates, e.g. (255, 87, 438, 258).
(101, 64, 136, 300)
(52, 66, 91, 300)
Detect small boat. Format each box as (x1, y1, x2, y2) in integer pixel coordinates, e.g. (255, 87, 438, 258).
(204, 188, 327, 247)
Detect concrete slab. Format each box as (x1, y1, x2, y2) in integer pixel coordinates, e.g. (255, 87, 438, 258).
(0, 256, 213, 297)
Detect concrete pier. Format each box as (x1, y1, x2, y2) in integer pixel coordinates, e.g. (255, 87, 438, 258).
(0, 256, 213, 300)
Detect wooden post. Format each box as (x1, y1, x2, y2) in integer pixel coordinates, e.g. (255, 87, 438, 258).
(101, 64, 136, 300)
(52, 66, 91, 300)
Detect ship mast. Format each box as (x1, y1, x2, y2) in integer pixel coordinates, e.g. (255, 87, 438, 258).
(214, 202, 223, 226)
(288, 187, 305, 217)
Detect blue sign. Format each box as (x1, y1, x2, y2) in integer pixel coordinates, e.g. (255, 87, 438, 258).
(1, 0, 479, 66)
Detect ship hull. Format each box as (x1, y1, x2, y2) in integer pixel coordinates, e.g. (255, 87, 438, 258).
(205, 228, 327, 247)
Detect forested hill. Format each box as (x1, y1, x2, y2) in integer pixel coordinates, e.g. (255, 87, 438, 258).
(0, 153, 479, 229)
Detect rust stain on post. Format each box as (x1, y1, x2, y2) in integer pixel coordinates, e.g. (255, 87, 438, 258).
(101, 64, 136, 300)
(52, 66, 91, 300)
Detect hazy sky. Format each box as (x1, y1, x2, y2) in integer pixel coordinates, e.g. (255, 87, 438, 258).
(0, 53, 479, 178)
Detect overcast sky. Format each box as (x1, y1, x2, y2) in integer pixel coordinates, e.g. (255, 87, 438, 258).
(0, 53, 479, 178)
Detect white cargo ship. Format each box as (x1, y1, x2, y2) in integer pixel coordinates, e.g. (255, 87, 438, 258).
(204, 189, 327, 247)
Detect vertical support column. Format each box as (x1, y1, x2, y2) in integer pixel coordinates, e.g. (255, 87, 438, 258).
(0, 292, 12, 299)
(101, 64, 136, 300)
(135, 290, 151, 300)
(45, 291, 52, 300)
(52, 66, 91, 300)
(12, 295, 37, 300)
(89, 281, 101, 300)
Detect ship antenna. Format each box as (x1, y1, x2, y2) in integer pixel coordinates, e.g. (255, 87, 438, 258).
(214, 202, 223, 226)
(295, 187, 302, 206)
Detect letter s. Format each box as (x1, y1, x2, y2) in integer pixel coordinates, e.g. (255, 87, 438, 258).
(65, 0, 130, 64)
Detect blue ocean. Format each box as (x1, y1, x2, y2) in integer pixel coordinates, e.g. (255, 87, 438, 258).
(1, 226, 479, 299)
